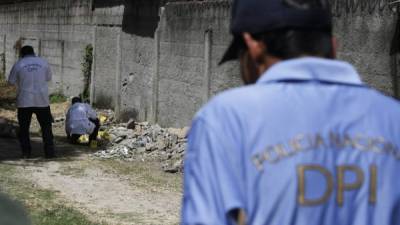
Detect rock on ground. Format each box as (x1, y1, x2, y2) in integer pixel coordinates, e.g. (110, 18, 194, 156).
(94, 121, 189, 173)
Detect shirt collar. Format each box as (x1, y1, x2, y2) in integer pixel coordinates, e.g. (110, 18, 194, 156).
(257, 57, 364, 86)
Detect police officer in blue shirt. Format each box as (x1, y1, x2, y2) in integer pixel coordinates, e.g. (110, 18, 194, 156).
(181, 0, 400, 225)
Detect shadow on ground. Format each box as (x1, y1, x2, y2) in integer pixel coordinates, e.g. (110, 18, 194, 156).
(0, 135, 96, 163)
(0, 80, 103, 165)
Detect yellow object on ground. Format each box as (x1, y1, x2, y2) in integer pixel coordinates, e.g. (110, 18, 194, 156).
(90, 140, 98, 149)
(97, 131, 111, 141)
(78, 135, 89, 144)
(99, 115, 107, 125)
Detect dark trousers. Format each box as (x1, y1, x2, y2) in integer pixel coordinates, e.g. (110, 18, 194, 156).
(69, 118, 100, 144)
(17, 106, 55, 157)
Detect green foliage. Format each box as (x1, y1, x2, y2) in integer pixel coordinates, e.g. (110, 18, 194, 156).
(32, 206, 102, 225)
(50, 93, 67, 104)
(81, 44, 93, 103)
(0, 76, 6, 85)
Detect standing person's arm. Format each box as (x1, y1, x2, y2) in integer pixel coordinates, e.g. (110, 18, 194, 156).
(86, 104, 97, 120)
(65, 108, 71, 135)
(181, 117, 245, 225)
(7, 64, 18, 86)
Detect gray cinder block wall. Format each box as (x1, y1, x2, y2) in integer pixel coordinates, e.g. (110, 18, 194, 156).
(119, 0, 161, 123)
(91, 0, 124, 109)
(91, 0, 241, 127)
(0, 0, 93, 97)
(156, 1, 241, 127)
(0, 0, 399, 127)
(332, 0, 400, 96)
(99, 0, 399, 127)
(91, 0, 161, 121)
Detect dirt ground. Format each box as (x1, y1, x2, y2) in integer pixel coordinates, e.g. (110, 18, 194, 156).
(0, 82, 182, 225)
(0, 138, 182, 225)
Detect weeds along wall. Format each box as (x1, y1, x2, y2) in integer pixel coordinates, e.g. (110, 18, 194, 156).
(0, 0, 93, 97)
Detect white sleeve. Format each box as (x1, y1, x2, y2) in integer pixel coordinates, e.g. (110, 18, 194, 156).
(86, 104, 97, 120)
(182, 118, 245, 225)
(7, 64, 18, 85)
(65, 109, 71, 134)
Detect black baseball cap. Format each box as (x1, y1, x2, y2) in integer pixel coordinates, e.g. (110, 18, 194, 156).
(219, 0, 333, 65)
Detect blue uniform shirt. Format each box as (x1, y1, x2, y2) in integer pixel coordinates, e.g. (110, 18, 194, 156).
(182, 57, 400, 225)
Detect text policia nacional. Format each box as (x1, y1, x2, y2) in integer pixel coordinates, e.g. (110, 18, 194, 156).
(252, 132, 398, 206)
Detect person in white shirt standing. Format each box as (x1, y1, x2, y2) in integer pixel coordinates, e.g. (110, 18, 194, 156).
(65, 96, 100, 148)
(8, 45, 55, 159)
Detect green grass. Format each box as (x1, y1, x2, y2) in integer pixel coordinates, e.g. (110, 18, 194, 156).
(32, 205, 101, 225)
(50, 93, 68, 104)
(0, 164, 104, 225)
(97, 159, 182, 192)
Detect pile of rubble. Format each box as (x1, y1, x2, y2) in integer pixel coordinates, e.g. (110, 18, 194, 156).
(94, 120, 189, 173)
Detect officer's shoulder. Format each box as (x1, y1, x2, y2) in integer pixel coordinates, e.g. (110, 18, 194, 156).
(366, 88, 400, 114)
(195, 85, 261, 119)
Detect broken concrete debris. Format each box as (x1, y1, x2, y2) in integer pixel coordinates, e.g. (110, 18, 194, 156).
(126, 119, 136, 130)
(93, 122, 189, 173)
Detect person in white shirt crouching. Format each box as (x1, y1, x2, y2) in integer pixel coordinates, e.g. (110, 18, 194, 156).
(65, 97, 100, 148)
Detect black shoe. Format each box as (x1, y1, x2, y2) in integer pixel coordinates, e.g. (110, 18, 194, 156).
(44, 153, 56, 159)
(21, 152, 32, 159)
(44, 145, 56, 159)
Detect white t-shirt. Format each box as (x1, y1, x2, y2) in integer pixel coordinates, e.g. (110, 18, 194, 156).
(8, 55, 52, 108)
(65, 103, 97, 135)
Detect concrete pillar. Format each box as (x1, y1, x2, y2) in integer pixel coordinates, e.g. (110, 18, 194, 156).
(203, 29, 212, 104)
(14, 2, 21, 63)
(56, 0, 59, 40)
(90, 25, 97, 105)
(151, 26, 160, 124)
(18, 1, 21, 38)
(151, 7, 164, 124)
(60, 40, 65, 94)
(114, 28, 122, 119)
(3, 34, 6, 78)
(89, 0, 94, 24)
